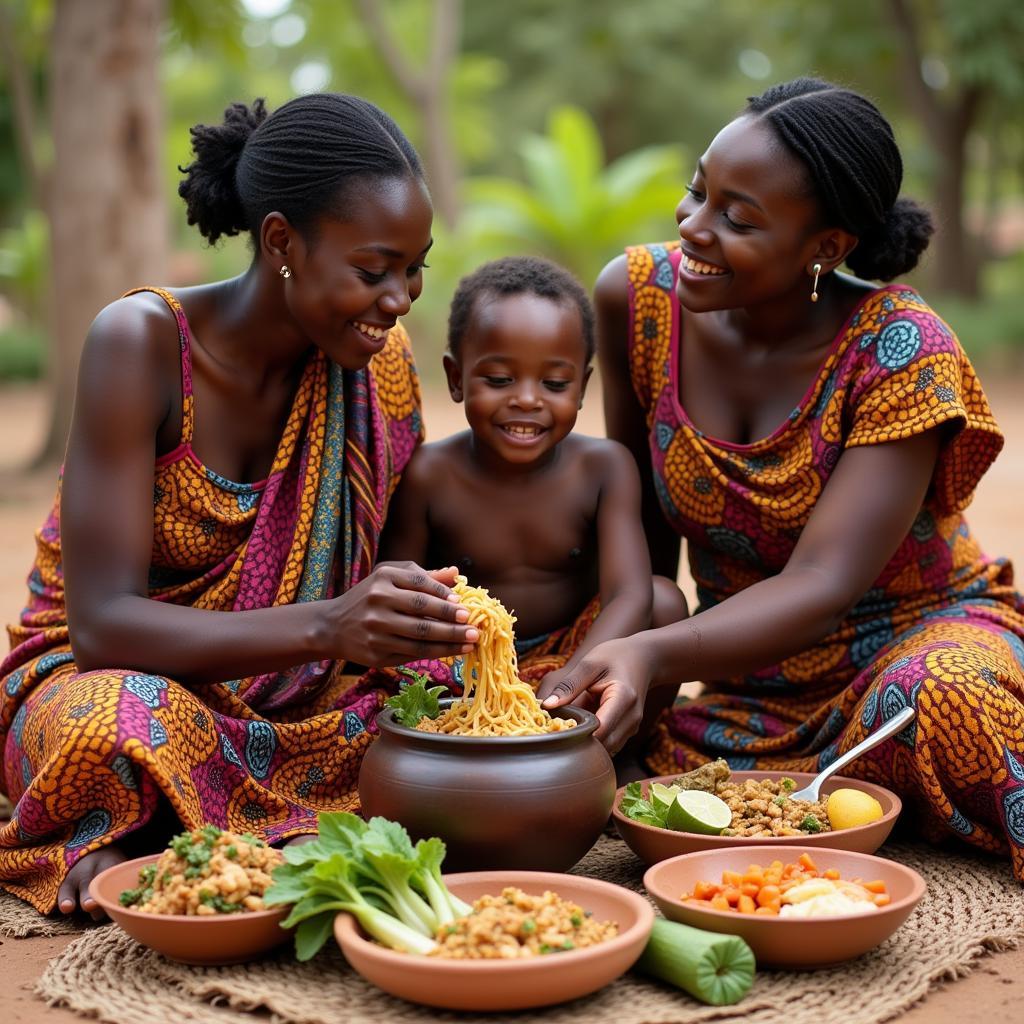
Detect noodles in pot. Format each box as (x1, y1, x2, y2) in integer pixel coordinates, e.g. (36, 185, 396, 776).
(417, 575, 576, 736)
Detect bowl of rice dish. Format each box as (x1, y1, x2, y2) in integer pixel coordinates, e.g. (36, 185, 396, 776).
(333, 869, 654, 1010)
(89, 826, 291, 964)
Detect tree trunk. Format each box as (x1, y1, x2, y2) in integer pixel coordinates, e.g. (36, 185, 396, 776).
(887, 0, 982, 298)
(932, 121, 980, 299)
(40, 0, 167, 465)
(355, 0, 463, 229)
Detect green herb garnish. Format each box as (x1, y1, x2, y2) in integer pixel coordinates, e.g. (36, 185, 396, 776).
(385, 671, 449, 726)
(799, 814, 822, 833)
(619, 781, 666, 827)
(199, 890, 246, 914)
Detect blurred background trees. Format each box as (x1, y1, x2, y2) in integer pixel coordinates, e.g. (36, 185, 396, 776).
(1, 0, 1022, 464)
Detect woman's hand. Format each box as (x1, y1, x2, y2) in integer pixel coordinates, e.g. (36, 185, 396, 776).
(535, 666, 600, 714)
(536, 638, 655, 754)
(323, 563, 478, 667)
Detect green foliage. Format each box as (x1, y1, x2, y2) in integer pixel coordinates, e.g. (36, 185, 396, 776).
(0, 322, 46, 380)
(462, 105, 684, 287)
(2, 0, 1023, 383)
(0, 209, 47, 320)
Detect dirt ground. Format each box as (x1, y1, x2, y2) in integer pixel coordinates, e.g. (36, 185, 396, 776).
(1, 378, 1022, 1023)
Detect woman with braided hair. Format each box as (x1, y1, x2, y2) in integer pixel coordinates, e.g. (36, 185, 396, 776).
(0, 93, 480, 916)
(540, 78, 1024, 876)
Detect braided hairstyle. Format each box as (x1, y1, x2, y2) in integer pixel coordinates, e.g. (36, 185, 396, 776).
(178, 94, 424, 246)
(447, 256, 595, 362)
(745, 78, 933, 281)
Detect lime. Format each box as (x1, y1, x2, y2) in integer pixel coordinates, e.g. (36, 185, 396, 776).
(826, 788, 883, 830)
(664, 790, 733, 835)
(649, 783, 683, 817)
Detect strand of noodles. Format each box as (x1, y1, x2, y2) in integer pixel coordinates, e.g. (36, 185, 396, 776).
(428, 575, 576, 736)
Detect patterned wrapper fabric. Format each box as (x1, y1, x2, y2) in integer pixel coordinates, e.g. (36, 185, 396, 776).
(0, 288, 423, 911)
(629, 242, 1024, 879)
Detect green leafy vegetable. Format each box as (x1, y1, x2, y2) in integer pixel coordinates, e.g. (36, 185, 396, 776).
(385, 671, 449, 726)
(619, 781, 667, 827)
(799, 814, 822, 833)
(264, 811, 471, 961)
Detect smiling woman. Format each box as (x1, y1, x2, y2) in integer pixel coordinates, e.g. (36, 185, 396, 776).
(0, 92, 479, 918)
(551, 77, 1024, 880)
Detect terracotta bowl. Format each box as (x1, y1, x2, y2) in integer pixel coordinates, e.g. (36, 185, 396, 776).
(333, 869, 655, 1011)
(644, 845, 925, 969)
(614, 771, 901, 865)
(359, 699, 616, 872)
(89, 854, 291, 965)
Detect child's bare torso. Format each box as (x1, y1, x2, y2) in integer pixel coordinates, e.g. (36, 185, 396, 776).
(421, 432, 606, 638)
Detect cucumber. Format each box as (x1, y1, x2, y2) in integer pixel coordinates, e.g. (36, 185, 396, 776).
(634, 917, 755, 1005)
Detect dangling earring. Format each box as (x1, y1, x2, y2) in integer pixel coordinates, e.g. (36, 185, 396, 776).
(279, 265, 292, 279)
(810, 263, 821, 303)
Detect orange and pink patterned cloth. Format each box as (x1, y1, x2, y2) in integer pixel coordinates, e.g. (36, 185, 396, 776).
(0, 288, 424, 911)
(629, 242, 1024, 878)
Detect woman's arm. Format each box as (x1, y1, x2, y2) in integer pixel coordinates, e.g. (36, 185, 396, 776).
(595, 255, 682, 579)
(544, 428, 942, 751)
(645, 429, 942, 684)
(61, 299, 474, 685)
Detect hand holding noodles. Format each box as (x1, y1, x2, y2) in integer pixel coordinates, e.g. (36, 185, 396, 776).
(416, 575, 576, 736)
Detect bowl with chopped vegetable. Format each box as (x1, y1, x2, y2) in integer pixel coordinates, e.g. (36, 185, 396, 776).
(333, 869, 654, 1010)
(89, 826, 291, 965)
(262, 810, 653, 1011)
(643, 846, 925, 968)
(613, 764, 901, 865)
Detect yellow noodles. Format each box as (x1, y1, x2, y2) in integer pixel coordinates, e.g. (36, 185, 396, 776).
(420, 575, 576, 736)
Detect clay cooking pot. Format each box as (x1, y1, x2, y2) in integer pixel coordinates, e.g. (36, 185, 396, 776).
(359, 699, 615, 872)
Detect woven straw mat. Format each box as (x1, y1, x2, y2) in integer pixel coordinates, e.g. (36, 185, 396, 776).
(4, 835, 1019, 1024)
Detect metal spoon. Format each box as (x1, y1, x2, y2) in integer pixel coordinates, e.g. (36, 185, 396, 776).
(788, 706, 916, 802)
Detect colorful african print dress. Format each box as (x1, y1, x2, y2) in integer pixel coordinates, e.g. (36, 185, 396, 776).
(0, 288, 424, 911)
(628, 242, 1024, 878)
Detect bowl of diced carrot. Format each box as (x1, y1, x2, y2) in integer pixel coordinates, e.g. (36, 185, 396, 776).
(643, 847, 925, 969)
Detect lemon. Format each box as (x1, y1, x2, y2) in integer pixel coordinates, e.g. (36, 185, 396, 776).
(826, 788, 883, 830)
(664, 790, 733, 835)
(649, 783, 683, 817)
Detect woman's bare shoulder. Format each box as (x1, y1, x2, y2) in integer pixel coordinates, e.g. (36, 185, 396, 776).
(594, 253, 629, 312)
(83, 289, 182, 366)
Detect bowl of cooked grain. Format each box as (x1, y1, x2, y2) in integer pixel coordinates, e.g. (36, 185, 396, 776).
(89, 828, 291, 965)
(613, 771, 901, 865)
(333, 870, 655, 1011)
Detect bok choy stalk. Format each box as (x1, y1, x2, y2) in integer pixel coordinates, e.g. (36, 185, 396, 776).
(264, 811, 471, 961)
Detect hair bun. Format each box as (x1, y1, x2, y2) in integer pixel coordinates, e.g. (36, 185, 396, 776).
(177, 99, 269, 245)
(845, 197, 935, 281)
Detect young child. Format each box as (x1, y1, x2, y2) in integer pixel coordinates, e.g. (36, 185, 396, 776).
(380, 256, 687, 727)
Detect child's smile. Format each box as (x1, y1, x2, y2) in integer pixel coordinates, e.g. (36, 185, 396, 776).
(445, 292, 592, 471)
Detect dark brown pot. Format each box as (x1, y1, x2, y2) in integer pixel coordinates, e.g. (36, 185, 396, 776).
(358, 700, 615, 872)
